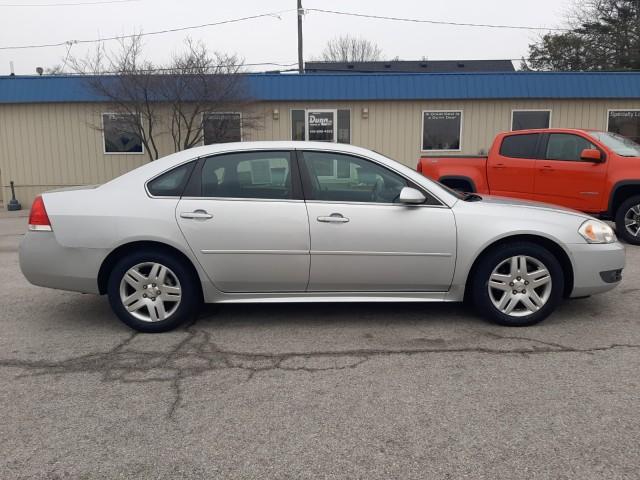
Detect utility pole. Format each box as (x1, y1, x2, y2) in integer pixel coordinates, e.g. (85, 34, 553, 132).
(297, 0, 304, 74)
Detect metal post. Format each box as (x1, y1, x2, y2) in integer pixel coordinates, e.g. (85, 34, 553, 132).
(297, 0, 304, 74)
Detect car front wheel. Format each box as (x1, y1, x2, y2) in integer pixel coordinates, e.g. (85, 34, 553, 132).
(615, 195, 640, 245)
(107, 250, 200, 332)
(471, 242, 564, 327)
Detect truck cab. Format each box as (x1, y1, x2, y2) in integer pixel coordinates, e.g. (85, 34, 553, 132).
(418, 128, 640, 244)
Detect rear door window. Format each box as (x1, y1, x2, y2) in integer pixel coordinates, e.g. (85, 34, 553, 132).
(499, 134, 541, 159)
(200, 151, 295, 200)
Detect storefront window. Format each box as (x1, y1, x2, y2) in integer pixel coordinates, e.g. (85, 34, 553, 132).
(608, 110, 640, 143)
(203, 113, 241, 145)
(422, 111, 462, 151)
(290, 109, 351, 143)
(102, 113, 143, 154)
(291, 110, 305, 141)
(337, 109, 350, 144)
(512, 110, 551, 131)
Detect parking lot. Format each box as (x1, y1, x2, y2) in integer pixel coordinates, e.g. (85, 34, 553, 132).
(1, 212, 639, 479)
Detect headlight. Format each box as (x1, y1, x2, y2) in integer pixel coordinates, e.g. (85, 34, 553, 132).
(578, 220, 616, 244)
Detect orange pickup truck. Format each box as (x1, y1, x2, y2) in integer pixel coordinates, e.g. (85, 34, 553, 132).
(417, 128, 640, 244)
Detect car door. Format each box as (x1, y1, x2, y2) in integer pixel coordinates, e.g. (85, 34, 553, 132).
(176, 150, 310, 293)
(486, 133, 541, 199)
(534, 133, 608, 212)
(299, 150, 457, 292)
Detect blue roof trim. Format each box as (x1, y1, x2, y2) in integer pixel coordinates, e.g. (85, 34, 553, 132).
(2, 72, 640, 103)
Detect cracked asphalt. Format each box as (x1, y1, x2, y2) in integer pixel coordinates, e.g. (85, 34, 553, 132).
(1, 213, 639, 479)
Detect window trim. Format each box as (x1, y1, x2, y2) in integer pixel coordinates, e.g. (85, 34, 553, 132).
(201, 111, 243, 146)
(510, 109, 552, 131)
(101, 112, 145, 155)
(420, 110, 463, 152)
(296, 149, 445, 207)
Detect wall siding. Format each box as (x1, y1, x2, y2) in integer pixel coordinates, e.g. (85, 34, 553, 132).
(3, 99, 640, 206)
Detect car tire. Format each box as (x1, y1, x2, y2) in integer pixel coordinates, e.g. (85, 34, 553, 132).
(471, 242, 564, 327)
(107, 249, 201, 333)
(615, 195, 640, 245)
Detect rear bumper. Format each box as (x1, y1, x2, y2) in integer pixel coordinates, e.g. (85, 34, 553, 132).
(569, 242, 625, 297)
(19, 231, 104, 294)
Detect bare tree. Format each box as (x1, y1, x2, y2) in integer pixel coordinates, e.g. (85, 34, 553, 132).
(71, 35, 163, 161)
(70, 35, 257, 161)
(160, 39, 255, 152)
(319, 35, 384, 62)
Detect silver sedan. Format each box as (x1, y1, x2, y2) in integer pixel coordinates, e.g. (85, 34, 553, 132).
(19, 142, 625, 332)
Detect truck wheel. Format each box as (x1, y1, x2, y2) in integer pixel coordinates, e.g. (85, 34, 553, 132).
(471, 242, 564, 327)
(615, 195, 640, 245)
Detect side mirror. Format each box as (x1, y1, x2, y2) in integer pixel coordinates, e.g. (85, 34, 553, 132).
(580, 148, 603, 162)
(399, 186, 426, 205)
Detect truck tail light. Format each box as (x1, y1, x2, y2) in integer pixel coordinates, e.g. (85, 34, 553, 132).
(28, 196, 52, 231)
(416, 160, 423, 173)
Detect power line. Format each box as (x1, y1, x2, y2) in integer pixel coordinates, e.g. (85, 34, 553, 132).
(306, 8, 571, 32)
(0, 9, 295, 50)
(47, 62, 299, 75)
(0, 0, 139, 6)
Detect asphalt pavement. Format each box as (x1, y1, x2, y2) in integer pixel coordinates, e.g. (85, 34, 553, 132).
(1, 212, 639, 479)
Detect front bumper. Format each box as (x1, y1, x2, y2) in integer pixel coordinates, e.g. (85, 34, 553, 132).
(568, 241, 625, 297)
(19, 231, 104, 294)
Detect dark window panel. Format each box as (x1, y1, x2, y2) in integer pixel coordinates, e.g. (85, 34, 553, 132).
(499, 134, 540, 159)
(608, 110, 640, 144)
(512, 111, 551, 131)
(102, 113, 143, 154)
(203, 113, 241, 145)
(422, 111, 462, 151)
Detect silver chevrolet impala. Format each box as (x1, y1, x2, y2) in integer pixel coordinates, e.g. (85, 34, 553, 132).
(19, 142, 625, 332)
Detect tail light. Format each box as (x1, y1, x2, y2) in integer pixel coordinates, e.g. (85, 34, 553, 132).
(28, 196, 52, 231)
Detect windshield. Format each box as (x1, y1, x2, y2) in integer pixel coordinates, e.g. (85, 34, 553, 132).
(590, 131, 640, 157)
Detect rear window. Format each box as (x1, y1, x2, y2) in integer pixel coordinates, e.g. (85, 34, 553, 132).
(499, 134, 540, 159)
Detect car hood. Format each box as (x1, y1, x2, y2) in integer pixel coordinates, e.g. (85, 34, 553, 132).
(472, 195, 592, 219)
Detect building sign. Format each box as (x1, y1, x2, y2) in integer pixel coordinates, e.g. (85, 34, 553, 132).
(307, 111, 335, 141)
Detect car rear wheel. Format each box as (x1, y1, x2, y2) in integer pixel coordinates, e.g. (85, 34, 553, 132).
(107, 250, 200, 332)
(615, 195, 640, 245)
(471, 242, 564, 327)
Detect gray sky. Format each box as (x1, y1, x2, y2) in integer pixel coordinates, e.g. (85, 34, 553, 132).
(0, 0, 574, 75)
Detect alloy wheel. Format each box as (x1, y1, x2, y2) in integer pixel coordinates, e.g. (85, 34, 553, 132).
(119, 262, 182, 322)
(624, 204, 640, 238)
(487, 255, 552, 317)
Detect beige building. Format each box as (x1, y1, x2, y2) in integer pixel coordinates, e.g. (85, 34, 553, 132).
(2, 72, 640, 207)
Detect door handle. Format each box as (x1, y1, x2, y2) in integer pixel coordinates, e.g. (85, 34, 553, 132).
(180, 210, 213, 220)
(317, 213, 349, 223)
(539, 165, 554, 173)
(493, 163, 506, 169)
